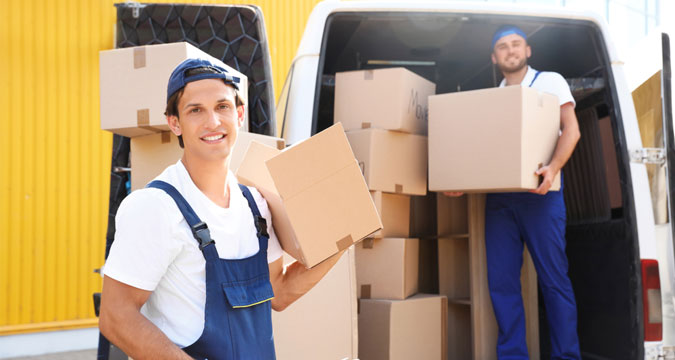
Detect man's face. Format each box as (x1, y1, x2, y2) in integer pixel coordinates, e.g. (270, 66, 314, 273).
(168, 79, 244, 163)
(491, 33, 531, 74)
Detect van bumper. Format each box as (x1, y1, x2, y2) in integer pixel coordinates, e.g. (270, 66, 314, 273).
(645, 341, 664, 359)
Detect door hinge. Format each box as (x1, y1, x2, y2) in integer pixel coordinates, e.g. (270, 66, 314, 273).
(630, 147, 666, 165)
(124, 1, 146, 19)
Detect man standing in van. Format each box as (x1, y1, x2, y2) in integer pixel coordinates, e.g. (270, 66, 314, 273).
(485, 25, 581, 359)
(99, 58, 344, 360)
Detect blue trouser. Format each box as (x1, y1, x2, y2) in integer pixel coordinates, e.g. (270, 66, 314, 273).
(485, 189, 581, 360)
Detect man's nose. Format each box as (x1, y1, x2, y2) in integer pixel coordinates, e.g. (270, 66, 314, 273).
(204, 109, 220, 128)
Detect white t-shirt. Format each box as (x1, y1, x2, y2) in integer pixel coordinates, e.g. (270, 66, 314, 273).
(499, 66, 575, 107)
(104, 160, 283, 347)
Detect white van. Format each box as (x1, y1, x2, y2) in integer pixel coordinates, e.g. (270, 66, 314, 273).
(276, 2, 675, 359)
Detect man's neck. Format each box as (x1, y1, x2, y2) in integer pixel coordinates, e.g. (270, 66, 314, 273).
(503, 65, 529, 86)
(181, 152, 231, 208)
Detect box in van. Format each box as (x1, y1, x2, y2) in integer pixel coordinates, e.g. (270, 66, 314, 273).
(346, 128, 428, 195)
(334, 67, 436, 134)
(99, 42, 248, 138)
(358, 294, 447, 360)
(237, 123, 382, 268)
(355, 237, 419, 300)
(428, 85, 561, 192)
(370, 191, 411, 238)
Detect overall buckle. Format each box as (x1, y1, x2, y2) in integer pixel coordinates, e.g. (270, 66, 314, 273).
(255, 216, 269, 238)
(191, 222, 215, 249)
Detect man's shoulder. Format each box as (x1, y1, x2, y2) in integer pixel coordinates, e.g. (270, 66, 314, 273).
(117, 187, 183, 224)
(537, 70, 568, 86)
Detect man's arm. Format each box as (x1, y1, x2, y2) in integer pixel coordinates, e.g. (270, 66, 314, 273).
(531, 102, 581, 195)
(268, 249, 346, 311)
(99, 276, 193, 360)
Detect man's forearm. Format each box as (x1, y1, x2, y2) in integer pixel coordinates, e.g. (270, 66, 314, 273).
(549, 105, 581, 173)
(271, 250, 346, 311)
(100, 307, 191, 360)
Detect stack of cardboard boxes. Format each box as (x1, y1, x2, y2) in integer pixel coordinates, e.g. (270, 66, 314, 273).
(335, 67, 447, 359)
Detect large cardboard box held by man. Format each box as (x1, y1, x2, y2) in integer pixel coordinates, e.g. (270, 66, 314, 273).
(129, 131, 284, 191)
(334, 68, 436, 135)
(346, 129, 428, 196)
(273, 249, 358, 360)
(355, 238, 419, 300)
(428, 85, 561, 192)
(358, 294, 447, 360)
(100, 42, 248, 137)
(236, 123, 382, 268)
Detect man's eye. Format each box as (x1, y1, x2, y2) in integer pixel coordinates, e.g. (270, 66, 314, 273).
(190, 108, 200, 113)
(219, 104, 230, 110)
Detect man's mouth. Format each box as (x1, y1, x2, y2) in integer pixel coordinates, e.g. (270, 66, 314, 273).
(201, 134, 226, 143)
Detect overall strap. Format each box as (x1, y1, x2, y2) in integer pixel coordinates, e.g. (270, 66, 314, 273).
(528, 71, 542, 87)
(237, 184, 269, 241)
(146, 180, 215, 250)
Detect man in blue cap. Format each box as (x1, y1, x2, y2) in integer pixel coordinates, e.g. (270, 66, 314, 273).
(448, 25, 582, 359)
(99, 58, 344, 359)
(490, 25, 581, 360)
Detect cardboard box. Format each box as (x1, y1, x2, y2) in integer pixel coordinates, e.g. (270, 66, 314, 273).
(356, 238, 419, 300)
(236, 123, 383, 268)
(100, 42, 248, 137)
(370, 191, 410, 239)
(428, 85, 561, 192)
(358, 294, 447, 360)
(272, 249, 358, 360)
(334, 68, 436, 135)
(130, 131, 284, 191)
(346, 129, 428, 196)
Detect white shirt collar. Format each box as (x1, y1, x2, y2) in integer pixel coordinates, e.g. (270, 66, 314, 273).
(499, 65, 537, 88)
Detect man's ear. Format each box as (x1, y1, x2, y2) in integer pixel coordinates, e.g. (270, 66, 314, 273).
(237, 105, 245, 128)
(526, 45, 532, 59)
(491, 52, 497, 65)
(167, 115, 182, 136)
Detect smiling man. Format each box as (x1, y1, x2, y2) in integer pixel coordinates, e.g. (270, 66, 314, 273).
(487, 25, 581, 359)
(99, 58, 343, 360)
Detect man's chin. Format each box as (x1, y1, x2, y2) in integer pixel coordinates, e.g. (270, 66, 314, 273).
(498, 62, 527, 75)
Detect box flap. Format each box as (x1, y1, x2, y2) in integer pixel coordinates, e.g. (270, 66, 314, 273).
(266, 123, 356, 200)
(235, 141, 281, 195)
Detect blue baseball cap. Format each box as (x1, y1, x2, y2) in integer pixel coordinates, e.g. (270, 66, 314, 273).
(491, 25, 527, 50)
(166, 58, 241, 102)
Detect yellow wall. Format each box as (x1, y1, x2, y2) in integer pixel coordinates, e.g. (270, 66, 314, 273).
(0, 0, 322, 335)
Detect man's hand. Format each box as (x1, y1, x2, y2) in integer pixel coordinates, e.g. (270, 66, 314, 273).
(530, 164, 559, 195)
(268, 249, 346, 312)
(443, 192, 465, 197)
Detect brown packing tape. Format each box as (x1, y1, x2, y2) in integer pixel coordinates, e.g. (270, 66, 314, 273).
(361, 122, 371, 129)
(137, 109, 150, 126)
(133, 47, 146, 69)
(276, 140, 285, 150)
(395, 184, 403, 193)
(161, 131, 171, 144)
(361, 284, 371, 299)
(362, 238, 374, 249)
(364, 70, 374, 80)
(336, 234, 354, 251)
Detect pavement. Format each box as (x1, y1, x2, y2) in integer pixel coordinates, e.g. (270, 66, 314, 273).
(5, 350, 97, 360)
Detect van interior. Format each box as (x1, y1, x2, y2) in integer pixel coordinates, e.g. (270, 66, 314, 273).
(310, 12, 642, 360)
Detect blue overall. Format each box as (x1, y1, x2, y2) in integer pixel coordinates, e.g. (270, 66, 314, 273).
(485, 72, 581, 359)
(147, 180, 276, 360)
